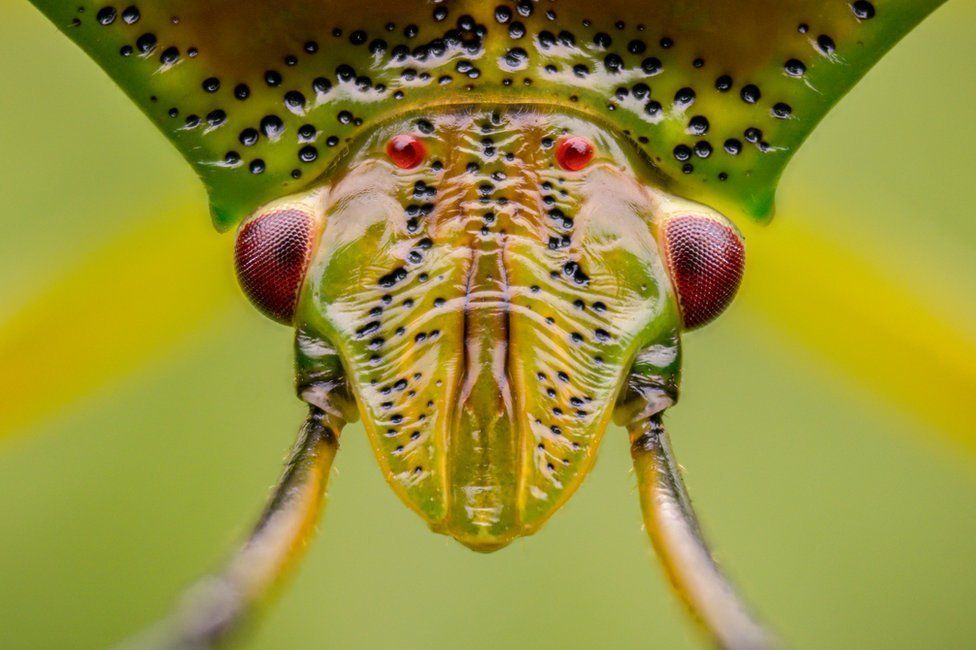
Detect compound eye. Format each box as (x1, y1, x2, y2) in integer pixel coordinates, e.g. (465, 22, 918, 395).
(662, 215, 745, 330)
(555, 136, 595, 171)
(386, 134, 427, 169)
(234, 208, 315, 324)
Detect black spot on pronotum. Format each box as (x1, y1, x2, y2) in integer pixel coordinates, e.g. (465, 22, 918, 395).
(687, 115, 709, 136)
(504, 47, 529, 69)
(298, 145, 318, 163)
(160, 47, 179, 65)
(740, 84, 761, 104)
(816, 34, 836, 56)
(135, 33, 156, 54)
(239, 128, 259, 146)
(121, 5, 139, 24)
(641, 57, 662, 75)
(724, 139, 742, 156)
(771, 102, 793, 119)
(312, 77, 332, 95)
(604, 54, 624, 73)
(784, 59, 806, 77)
(260, 115, 284, 139)
(96, 6, 116, 25)
(206, 110, 226, 127)
(851, 1, 876, 20)
(284, 90, 306, 110)
(674, 87, 696, 108)
(673, 144, 692, 162)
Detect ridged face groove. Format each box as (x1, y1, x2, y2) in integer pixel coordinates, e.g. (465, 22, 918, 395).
(299, 107, 680, 549)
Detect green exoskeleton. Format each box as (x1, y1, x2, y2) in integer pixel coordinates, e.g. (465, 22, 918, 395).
(23, 0, 948, 647)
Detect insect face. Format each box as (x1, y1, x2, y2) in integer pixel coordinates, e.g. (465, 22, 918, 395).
(281, 108, 694, 550)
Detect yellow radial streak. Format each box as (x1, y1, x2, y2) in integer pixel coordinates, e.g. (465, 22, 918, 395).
(0, 208, 236, 439)
(737, 216, 976, 452)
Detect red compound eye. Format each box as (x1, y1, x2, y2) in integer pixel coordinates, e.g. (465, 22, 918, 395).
(234, 208, 315, 324)
(555, 136, 595, 171)
(662, 215, 745, 330)
(386, 134, 427, 169)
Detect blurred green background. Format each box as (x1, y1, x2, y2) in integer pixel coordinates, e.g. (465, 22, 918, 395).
(1, 2, 974, 648)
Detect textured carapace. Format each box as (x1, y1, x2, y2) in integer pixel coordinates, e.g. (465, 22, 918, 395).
(30, 0, 945, 230)
(235, 207, 316, 323)
(662, 215, 745, 329)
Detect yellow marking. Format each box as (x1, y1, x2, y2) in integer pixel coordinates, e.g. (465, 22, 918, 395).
(0, 208, 236, 439)
(736, 215, 976, 452)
